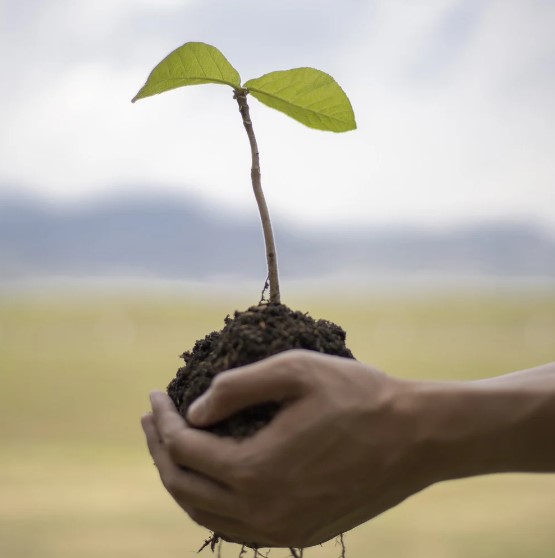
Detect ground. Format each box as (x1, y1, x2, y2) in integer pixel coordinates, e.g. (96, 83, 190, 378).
(1, 288, 554, 558)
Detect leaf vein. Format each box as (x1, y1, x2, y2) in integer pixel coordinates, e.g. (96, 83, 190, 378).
(250, 89, 352, 127)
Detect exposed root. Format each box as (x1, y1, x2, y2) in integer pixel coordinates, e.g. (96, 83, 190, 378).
(336, 533, 346, 558)
(197, 537, 211, 553)
(198, 532, 220, 553)
(198, 531, 344, 557)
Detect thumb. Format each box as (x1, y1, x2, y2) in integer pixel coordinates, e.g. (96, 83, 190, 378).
(187, 352, 308, 427)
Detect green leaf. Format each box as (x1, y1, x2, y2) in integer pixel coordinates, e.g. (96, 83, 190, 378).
(132, 42, 241, 103)
(244, 68, 356, 132)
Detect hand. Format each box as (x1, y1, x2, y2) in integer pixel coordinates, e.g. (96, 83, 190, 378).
(142, 350, 431, 548)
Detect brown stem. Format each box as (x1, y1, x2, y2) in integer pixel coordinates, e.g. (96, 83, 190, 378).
(234, 89, 281, 304)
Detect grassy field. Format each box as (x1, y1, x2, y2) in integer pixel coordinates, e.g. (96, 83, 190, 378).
(1, 288, 554, 558)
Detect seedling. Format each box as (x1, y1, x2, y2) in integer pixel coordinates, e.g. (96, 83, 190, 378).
(133, 42, 357, 556)
(132, 41, 356, 303)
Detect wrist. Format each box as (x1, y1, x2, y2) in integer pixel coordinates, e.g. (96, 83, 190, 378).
(403, 366, 555, 485)
(405, 380, 503, 484)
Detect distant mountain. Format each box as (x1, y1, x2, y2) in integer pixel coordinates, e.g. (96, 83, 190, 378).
(1, 191, 554, 282)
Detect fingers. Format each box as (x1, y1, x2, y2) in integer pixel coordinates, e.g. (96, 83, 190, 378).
(142, 412, 167, 465)
(141, 413, 237, 516)
(187, 351, 310, 427)
(148, 391, 186, 445)
(141, 411, 276, 545)
(148, 392, 242, 483)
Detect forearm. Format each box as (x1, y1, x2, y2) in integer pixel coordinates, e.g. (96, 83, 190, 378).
(145, 354, 555, 547)
(406, 362, 555, 485)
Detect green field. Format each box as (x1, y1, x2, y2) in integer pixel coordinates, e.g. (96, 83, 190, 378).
(1, 288, 554, 558)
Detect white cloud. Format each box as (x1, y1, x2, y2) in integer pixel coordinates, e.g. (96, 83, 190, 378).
(329, 0, 555, 227)
(0, 0, 554, 229)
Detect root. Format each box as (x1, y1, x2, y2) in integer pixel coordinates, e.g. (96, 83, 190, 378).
(197, 533, 343, 558)
(198, 532, 220, 553)
(336, 533, 346, 558)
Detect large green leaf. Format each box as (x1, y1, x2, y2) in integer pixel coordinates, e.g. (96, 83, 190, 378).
(132, 42, 240, 103)
(244, 68, 356, 132)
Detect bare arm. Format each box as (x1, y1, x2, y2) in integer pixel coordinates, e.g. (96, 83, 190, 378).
(143, 354, 555, 548)
(406, 361, 555, 482)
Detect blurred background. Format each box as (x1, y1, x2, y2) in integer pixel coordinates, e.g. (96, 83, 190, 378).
(1, 1, 554, 557)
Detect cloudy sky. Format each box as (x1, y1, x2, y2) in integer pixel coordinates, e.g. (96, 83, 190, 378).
(1, 0, 554, 229)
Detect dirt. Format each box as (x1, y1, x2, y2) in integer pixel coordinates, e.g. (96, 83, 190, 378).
(167, 302, 355, 437)
(166, 302, 354, 555)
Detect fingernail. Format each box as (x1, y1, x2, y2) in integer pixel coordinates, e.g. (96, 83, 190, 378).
(187, 397, 206, 424)
(149, 390, 162, 404)
(140, 413, 150, 431)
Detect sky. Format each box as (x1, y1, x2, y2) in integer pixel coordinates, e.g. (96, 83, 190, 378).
(1, 0, 554, 230)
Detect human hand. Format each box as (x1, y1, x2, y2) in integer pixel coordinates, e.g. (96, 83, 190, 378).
(142, 350, 433, 548)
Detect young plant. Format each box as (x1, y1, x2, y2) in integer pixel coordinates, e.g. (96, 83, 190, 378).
(132, 42, 356, 303)
(133, 42, 357, 556)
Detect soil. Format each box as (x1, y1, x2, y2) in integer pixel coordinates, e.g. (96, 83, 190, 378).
(167, 302, 355, 438)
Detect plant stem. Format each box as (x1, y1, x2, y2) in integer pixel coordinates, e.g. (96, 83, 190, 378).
(234, 89, 281, 304)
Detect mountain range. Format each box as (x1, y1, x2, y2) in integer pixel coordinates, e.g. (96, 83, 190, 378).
(1, 191, 554, 283)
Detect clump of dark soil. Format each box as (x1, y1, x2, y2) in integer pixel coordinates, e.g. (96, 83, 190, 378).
(167, 302, 355, 437)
